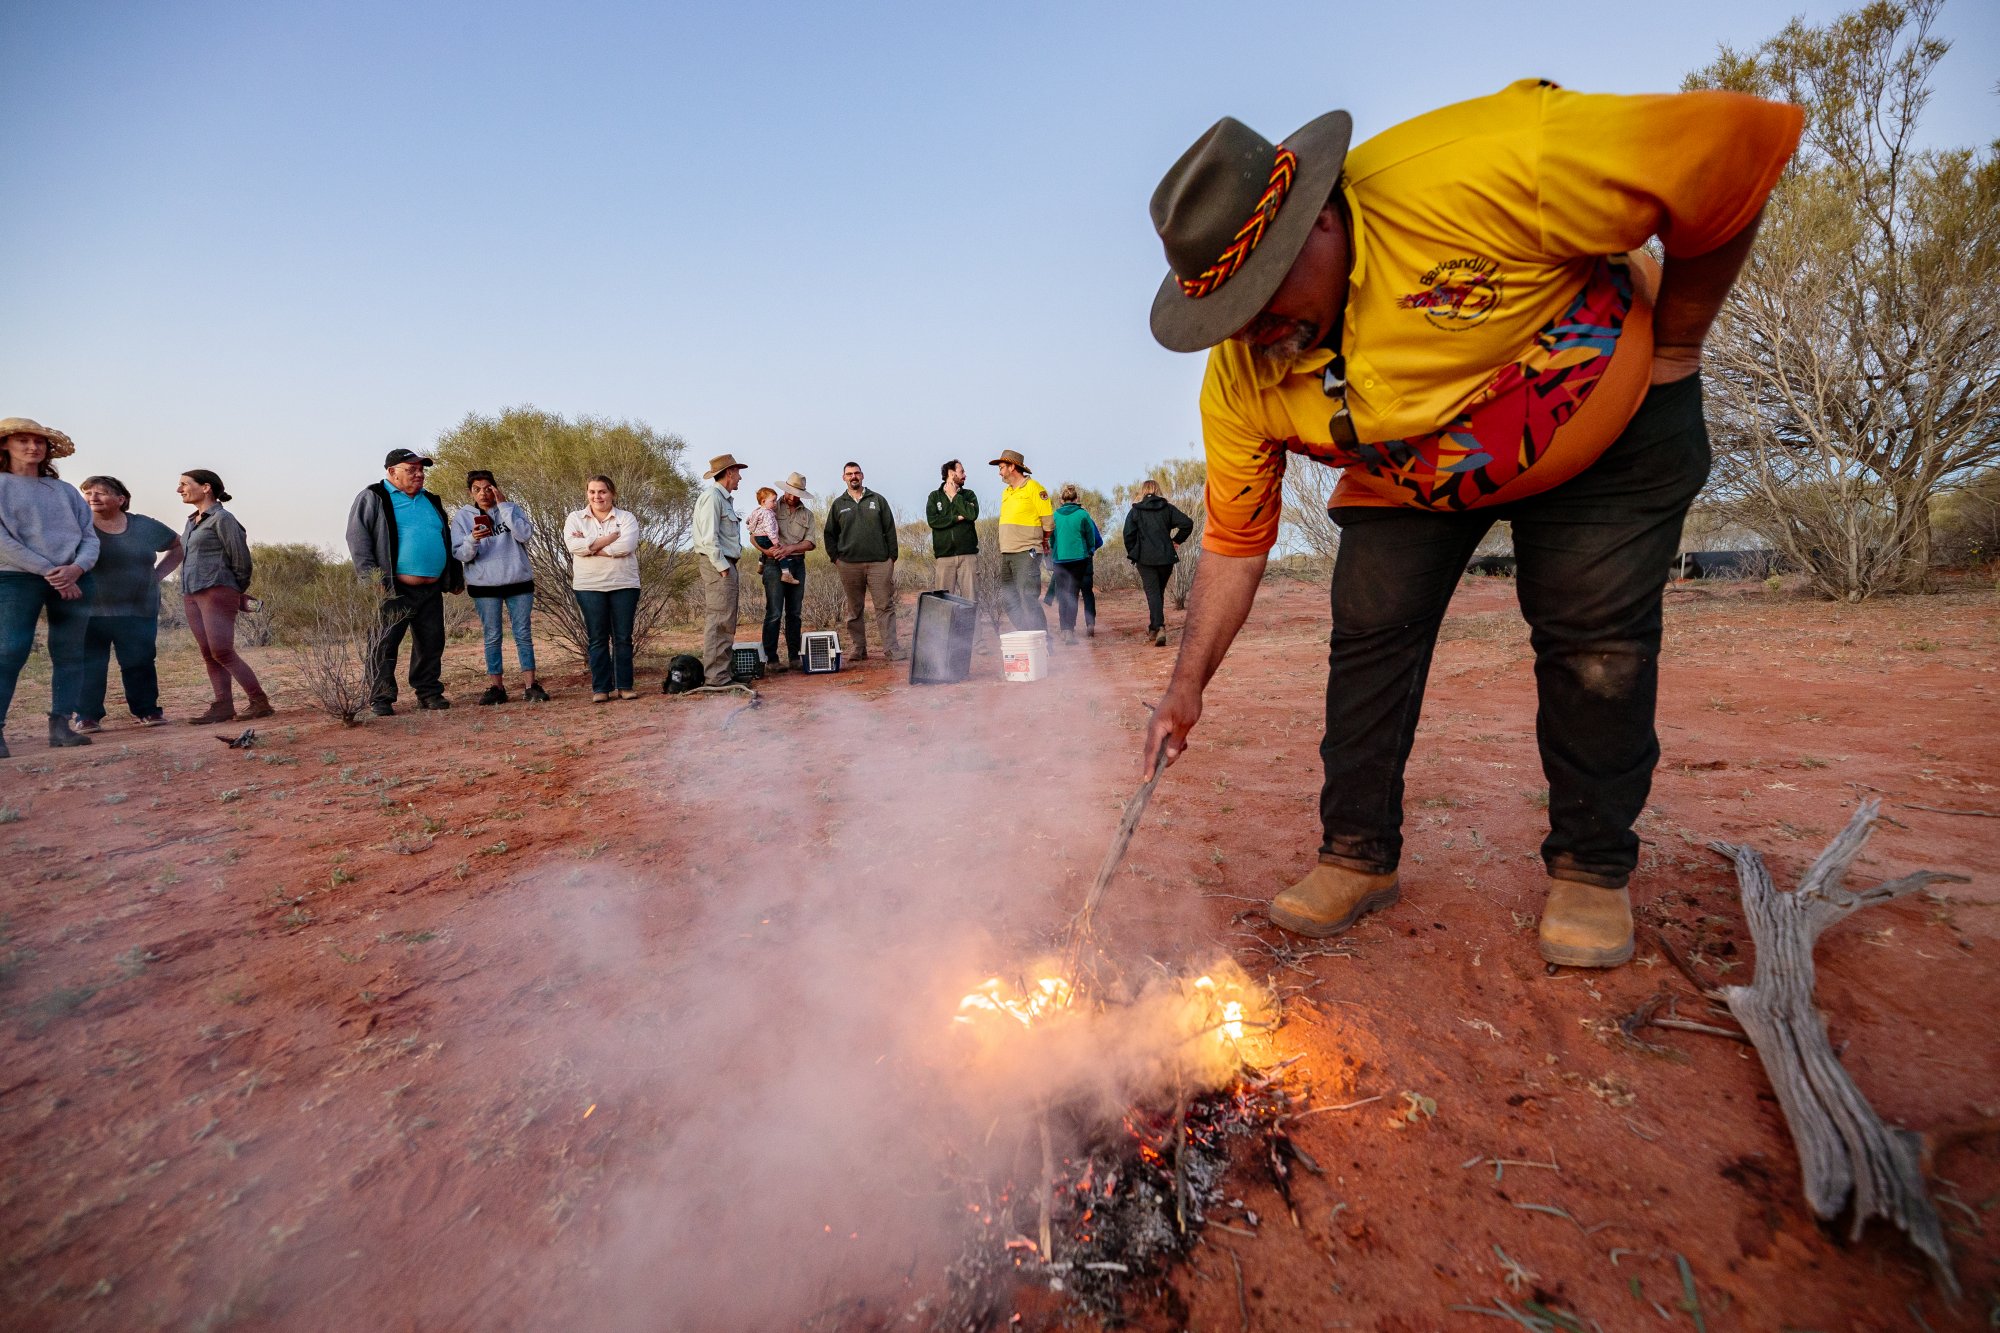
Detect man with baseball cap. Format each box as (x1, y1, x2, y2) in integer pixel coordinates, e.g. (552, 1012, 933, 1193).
(347, 448, 463, 715)
(991, 450, 1052, 633)
(1140, 80, 1801, 968)
(691, 453, 748, 689)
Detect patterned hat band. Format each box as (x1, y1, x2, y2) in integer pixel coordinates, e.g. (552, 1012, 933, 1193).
(1176, 146, 1298, 300)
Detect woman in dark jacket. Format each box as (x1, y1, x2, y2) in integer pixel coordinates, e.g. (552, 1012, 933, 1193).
(1121, 480, 1195, 647)
(178, 469, 272, 724)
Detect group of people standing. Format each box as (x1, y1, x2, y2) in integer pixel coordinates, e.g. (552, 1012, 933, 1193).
(2, 418, 1202, 754)
(1, 416, 271, 758)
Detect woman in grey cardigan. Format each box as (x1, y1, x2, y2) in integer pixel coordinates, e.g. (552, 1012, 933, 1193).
(177, 469, 272, 724)
(0, 417, 99, 755)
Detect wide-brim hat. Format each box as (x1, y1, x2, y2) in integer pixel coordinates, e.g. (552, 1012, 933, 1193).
(707, 453, 748, 479)
(989, 449, 1032, 476)
(1149, 109, 1352, 354)
(780, 471, 813, 500)
(0, 417, 76, 459)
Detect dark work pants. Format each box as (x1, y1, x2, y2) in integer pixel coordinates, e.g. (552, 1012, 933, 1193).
(372, 582, 447, 705)
(1137, 563, 1173, 632)
(761, 557, 803, 664)
(77, 614, 161, 722)
(1318, 376, 1711, 889)
(575, 587, 639, 693)
(0, 571, 93, 732)
(1051, 557, 1096, 632)
(999, 551, 1047, 632)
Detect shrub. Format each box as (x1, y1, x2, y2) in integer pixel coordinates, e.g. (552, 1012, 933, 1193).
(284, 569, 385, 725)
(429, 406, 697, 660)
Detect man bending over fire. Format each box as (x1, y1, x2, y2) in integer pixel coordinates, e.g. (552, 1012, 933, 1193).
(1140, 81, 1800, 967)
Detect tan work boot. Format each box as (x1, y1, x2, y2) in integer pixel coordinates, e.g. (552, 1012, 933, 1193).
(1268, 863, 1401, 938)
(1537, 878, 1634, 968)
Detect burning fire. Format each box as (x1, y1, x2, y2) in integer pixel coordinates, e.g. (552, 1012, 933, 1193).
(954, 973, 1074, 1028)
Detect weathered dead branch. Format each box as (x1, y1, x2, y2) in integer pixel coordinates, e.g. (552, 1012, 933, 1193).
(1710, 799, 1969, 1295)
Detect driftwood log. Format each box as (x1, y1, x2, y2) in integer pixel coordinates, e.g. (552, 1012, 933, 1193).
(1710, 799, 1968, 1296)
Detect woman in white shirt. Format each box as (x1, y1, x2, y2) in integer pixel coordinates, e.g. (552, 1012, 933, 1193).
(564, 475, 641, 701)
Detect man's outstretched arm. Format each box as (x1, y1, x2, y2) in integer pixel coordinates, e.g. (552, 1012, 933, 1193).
(1141, 549, 1266, 776)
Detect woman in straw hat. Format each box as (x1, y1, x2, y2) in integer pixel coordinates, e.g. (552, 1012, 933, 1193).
(0, 418, 100, 755)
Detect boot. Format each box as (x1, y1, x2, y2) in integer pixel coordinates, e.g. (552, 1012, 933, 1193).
(240, 695, 275, 720)
(188, 700, 236, 725)
(1267, 862, 1400, 938)
(1538, 878, 1634, 968)
(1154, 628, 1168, 647)
(478, 685, 508, 706)
(49, 715, 93, 748)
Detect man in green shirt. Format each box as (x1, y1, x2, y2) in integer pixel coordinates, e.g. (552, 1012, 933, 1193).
(824, 461, 903, 662)
(925, 459, 979, 600)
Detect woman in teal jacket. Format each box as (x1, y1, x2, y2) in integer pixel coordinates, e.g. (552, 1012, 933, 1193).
(1048, 485, 1103, 643)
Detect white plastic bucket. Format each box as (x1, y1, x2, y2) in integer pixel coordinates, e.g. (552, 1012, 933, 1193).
(999, 630, 1049, 682)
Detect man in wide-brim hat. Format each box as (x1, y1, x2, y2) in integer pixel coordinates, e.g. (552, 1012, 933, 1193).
(691, 454, 749, 689)
(761, 471, 819, 671)
(1139, 81, 1802, 969)
(990, 450, 1052, 633)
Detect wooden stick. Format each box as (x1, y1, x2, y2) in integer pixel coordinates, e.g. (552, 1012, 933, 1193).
(1713, 800, 1964, 1296)
(1059, 749, 1168, 980)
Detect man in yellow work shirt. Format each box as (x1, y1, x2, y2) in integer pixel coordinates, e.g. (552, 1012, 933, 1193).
(1140, 80, 1800, 968)
(992, 449, 1053, 633)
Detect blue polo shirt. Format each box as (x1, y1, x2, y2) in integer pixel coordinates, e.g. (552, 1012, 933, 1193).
(390, 488, 447, 578)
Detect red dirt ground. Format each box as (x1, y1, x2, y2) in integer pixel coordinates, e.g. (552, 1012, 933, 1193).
(1, 577, 1995, 1331)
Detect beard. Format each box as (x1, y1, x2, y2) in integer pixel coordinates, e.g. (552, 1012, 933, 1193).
(1246, 319, 1322, 374)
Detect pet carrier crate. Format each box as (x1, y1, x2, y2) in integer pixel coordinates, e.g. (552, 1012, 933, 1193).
(801, 631, 842, 674)
(730, 642, 766, 681)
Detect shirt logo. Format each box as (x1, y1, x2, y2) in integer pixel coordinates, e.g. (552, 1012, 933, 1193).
(1396, 256, 1502, 330)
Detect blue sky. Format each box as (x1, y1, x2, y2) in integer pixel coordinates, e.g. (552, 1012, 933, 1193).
(5, 0, 1995, 549)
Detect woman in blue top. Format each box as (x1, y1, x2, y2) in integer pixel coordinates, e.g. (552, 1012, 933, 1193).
(74, 475, 183, 731)
(1048, 484, 1104, 644)
(0, 417, 99, 756)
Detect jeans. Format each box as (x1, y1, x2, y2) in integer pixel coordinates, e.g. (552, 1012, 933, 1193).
(1051, 557, 1096, 632)
(1137, 563, 1174, 632)
(574, 586, 638, 693)
(372, 581, 446, 705)
(0, 571, 93, 732)
(184, 586, 267, 705)
(1318, 375, 1711, 890)
(473, 591, 536, 675)
(77, 614, 161, 722)
(761, 557, 804, 664)
(999, 551, 1048, 632)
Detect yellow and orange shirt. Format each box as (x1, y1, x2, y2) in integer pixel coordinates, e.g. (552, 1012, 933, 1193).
(997, 477, 1055, 553)
(1198, 79, 1802, 557)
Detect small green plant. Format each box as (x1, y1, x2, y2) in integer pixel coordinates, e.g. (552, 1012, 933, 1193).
(116, 946, 158, 978)
(280, 907, 315, 930)
(481, 840, 509, 857)
(1527, 786, 1549, 810)
(1764, 573, 1783, 591)
(1393, 1090, 1437, 1127)
(102, 793, 128, 806)
(329, 866, 354, 886)
(452, 860, 470, 880)
(321, 750, 339, 766)
(0, 807, 20, 825)
(219, 789, 242, 804)
(1903, 638, 1940, 652)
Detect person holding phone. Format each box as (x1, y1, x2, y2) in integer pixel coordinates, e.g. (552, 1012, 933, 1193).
(452, 470, 546, 705)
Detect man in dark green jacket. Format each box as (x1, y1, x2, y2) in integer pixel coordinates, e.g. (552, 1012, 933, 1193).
(824, 460, 903, 661)
(926, 459, 979, 600)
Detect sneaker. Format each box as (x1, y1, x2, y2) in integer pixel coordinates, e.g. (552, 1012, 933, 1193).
(523, 683, 550, 703)
(240, 697, 275, 721)
(371, 700, 396, 717)
(49, 716, 93, 749)
(417, 696, 452, 711)
(138, 713, 168, 727)
(478, 685, 508, 706)
(71, 716, 103, 734)
(188, 701, 237, 725)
